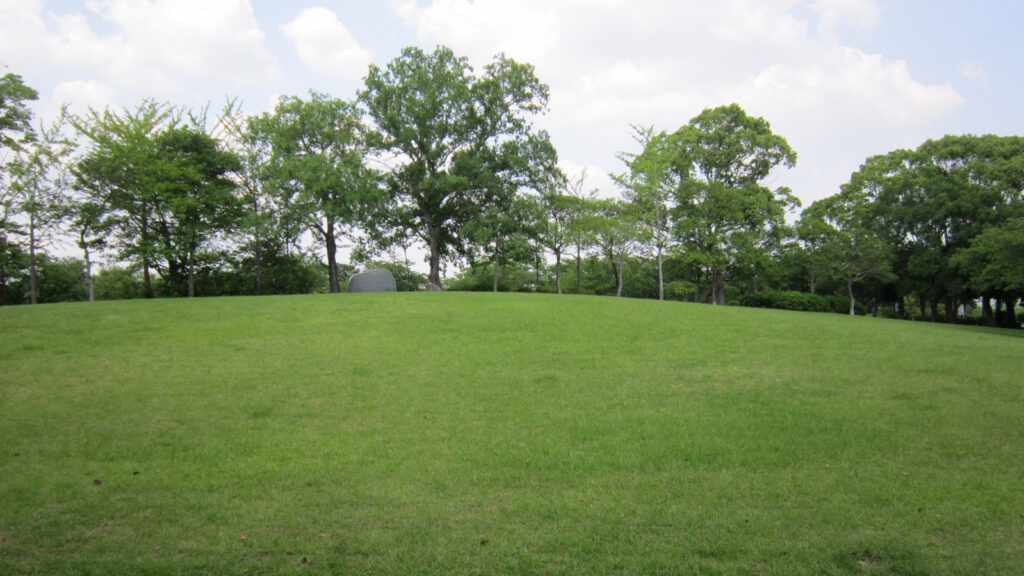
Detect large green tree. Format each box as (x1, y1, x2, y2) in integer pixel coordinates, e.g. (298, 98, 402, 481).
(361, 45, 555, 290)
(670, 104, 798, 305)
(254, 92, 381, 294)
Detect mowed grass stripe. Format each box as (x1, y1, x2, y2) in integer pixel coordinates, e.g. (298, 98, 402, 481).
(1, 293, 1022, 575)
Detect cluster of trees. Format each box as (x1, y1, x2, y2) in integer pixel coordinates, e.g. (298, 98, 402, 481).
(796, 135, 1024, 326)
(2, 46, 1022, 327)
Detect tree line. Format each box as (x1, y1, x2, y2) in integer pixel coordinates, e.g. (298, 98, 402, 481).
(1, 46, 1021, 327)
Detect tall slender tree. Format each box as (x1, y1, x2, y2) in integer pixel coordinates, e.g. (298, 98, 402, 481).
(536, 169, 573, 294)
(8, 112, 76, 304)
(592, 198, 637, 298)
(562, 170, 600, 294)
(614, 126, 678, 300)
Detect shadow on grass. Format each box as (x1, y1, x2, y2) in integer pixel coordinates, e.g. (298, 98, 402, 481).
(831, 544, 932, 576)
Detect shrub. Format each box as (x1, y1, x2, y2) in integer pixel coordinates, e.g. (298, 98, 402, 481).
(740, 290, 835, 313)
(94, 266, 144, 300)
(665, 280, 698, 302)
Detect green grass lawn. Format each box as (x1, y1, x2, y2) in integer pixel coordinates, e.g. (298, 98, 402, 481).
(1, 292, 1022, 575)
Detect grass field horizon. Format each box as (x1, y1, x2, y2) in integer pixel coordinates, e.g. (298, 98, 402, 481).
(2, 292, 1022, 575)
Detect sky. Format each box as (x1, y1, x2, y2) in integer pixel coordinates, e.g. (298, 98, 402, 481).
(2, 0, 1023, 212)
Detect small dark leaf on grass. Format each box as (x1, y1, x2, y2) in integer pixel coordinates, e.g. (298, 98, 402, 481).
(93, 479, 102, 486)
(13, 453, 19, 457)
(133, 471, 140, 475)
(480, 539, 489, 546)
(301, 556, 308, 564)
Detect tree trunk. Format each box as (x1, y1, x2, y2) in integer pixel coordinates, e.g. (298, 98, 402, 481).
(930, 298, 939, 323)
(575, 244, 582, 294)
(847, 279, 856, 316)
(982, 296, 994, 326)
(1, 252, 8, 306)
(712, 267, 726, 305)
(492, 257, 499, 292)
(284, 239, 294, 294)
(427, 229, 442, 291)
(187, 250, 196, 298)
(254, 242, 262, 296)
(615, 260, 624, 297)
(84, 245, 94, 302)
(918, 296, 926, 321)
(657, 245, 664, 301)
(944, 296, 955, 323)
(141, 215, 153, 298)
(143, 261, 152, 298)
(325, 214, 341, 294)
(28, 223, 38, 305)
(1003, 297, 1018, 328)
(555, 251, 562, 295)
(809, 271, 816, 295)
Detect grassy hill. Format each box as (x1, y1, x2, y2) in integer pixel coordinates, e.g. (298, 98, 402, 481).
(1, 293, 1022, 575)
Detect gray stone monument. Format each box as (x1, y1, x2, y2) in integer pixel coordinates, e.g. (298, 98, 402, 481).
(346, 268, 397, 293)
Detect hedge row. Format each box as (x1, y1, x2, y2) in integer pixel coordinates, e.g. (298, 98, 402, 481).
(740, 290, 849, 314)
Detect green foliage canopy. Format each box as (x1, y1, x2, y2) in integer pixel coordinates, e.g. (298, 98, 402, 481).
(670, 103, 798, 305)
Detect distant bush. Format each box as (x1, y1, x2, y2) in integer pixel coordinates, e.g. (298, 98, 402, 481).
(665, 280, 698, 302)
(94, 266, 144, 300)
(741, 290, 845, 313)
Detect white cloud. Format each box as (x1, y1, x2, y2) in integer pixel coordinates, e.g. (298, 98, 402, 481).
(0, 0, 50, 71)
(46, 78, 118, 119)
(395, 0, 559, 65)
(809, 0, 881, 37)
(281, 7, 373, 83)
(959, 62, 989, 86)
(84, 0, 278, 89)
(0, 0, 277, 101)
